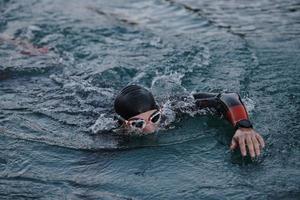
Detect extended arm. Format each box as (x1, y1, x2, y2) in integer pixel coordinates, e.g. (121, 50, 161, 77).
(193, 92, 265, 157)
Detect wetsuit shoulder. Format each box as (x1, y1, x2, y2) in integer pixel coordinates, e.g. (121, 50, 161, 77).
(163, 92, 251, 129)
(192, 92, 219, 110)
(191, 92, 250, 127)
(192, 92, 218, 99)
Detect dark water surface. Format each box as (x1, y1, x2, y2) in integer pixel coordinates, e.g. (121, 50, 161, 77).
(0, 0, 299, 199)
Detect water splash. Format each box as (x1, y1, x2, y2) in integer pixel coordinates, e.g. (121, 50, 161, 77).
(89, 114, 116, 135)
(151, 71, 187, 97)
(242, 97, 255, 113)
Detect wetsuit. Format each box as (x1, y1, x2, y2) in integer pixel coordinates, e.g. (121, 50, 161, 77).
(192, 92, 250, 128)
(113, 92, 250, 134)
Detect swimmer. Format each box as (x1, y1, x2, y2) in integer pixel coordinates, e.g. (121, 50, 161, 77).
(114, 85, 265, 158)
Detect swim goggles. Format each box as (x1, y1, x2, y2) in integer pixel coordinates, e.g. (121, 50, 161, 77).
(123, 109, 162, 130)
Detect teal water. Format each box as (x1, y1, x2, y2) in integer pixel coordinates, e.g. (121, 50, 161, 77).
(0, 0, 299, 199)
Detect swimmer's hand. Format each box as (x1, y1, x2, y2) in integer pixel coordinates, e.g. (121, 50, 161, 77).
(230, 128, 265, 158)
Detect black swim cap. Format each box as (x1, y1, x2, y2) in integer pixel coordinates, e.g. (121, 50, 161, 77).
(114, 85, 158, 120)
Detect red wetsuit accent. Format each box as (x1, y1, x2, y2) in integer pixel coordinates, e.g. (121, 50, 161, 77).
(192, 92, 251, 128)
(226, 105, 249, 126)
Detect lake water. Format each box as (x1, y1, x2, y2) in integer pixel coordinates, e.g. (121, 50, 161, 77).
(0, 0, 299, 199)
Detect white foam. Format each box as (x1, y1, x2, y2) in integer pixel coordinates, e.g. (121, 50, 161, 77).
(89, 114, 116, 134)
(242, 97, 255, 113)
(151, 71, 187, 97)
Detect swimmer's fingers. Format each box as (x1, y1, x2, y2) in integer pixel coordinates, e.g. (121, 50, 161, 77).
(233, 128, 265, 158)
(238, 137, 247, 157)
(246, 136, 255, 158)
(230, 138, 238, 150)
(256, 133, 265, 148)
(251, 135, 260, 157)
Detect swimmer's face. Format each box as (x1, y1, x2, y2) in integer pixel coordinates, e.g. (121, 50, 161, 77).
(125, 109, 160, 134)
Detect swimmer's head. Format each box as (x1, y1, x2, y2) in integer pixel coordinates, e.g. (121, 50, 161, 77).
(114, 85, 159, 133)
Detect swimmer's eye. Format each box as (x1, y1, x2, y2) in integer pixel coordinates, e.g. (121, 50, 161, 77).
(135, 121, 144, 128)
(129, 120, 145, 129)
(150, 112, 161, 124)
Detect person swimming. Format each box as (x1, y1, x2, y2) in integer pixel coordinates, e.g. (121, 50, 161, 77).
(113, 85, 265, 158)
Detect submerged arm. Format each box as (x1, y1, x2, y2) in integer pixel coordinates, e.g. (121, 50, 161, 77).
(193, 92, 265, 157)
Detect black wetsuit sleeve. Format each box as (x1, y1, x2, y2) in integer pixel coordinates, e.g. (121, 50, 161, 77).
(192, 92, 250, 127)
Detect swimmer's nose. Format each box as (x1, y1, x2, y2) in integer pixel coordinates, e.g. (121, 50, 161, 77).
(143, 123, 157, 133)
